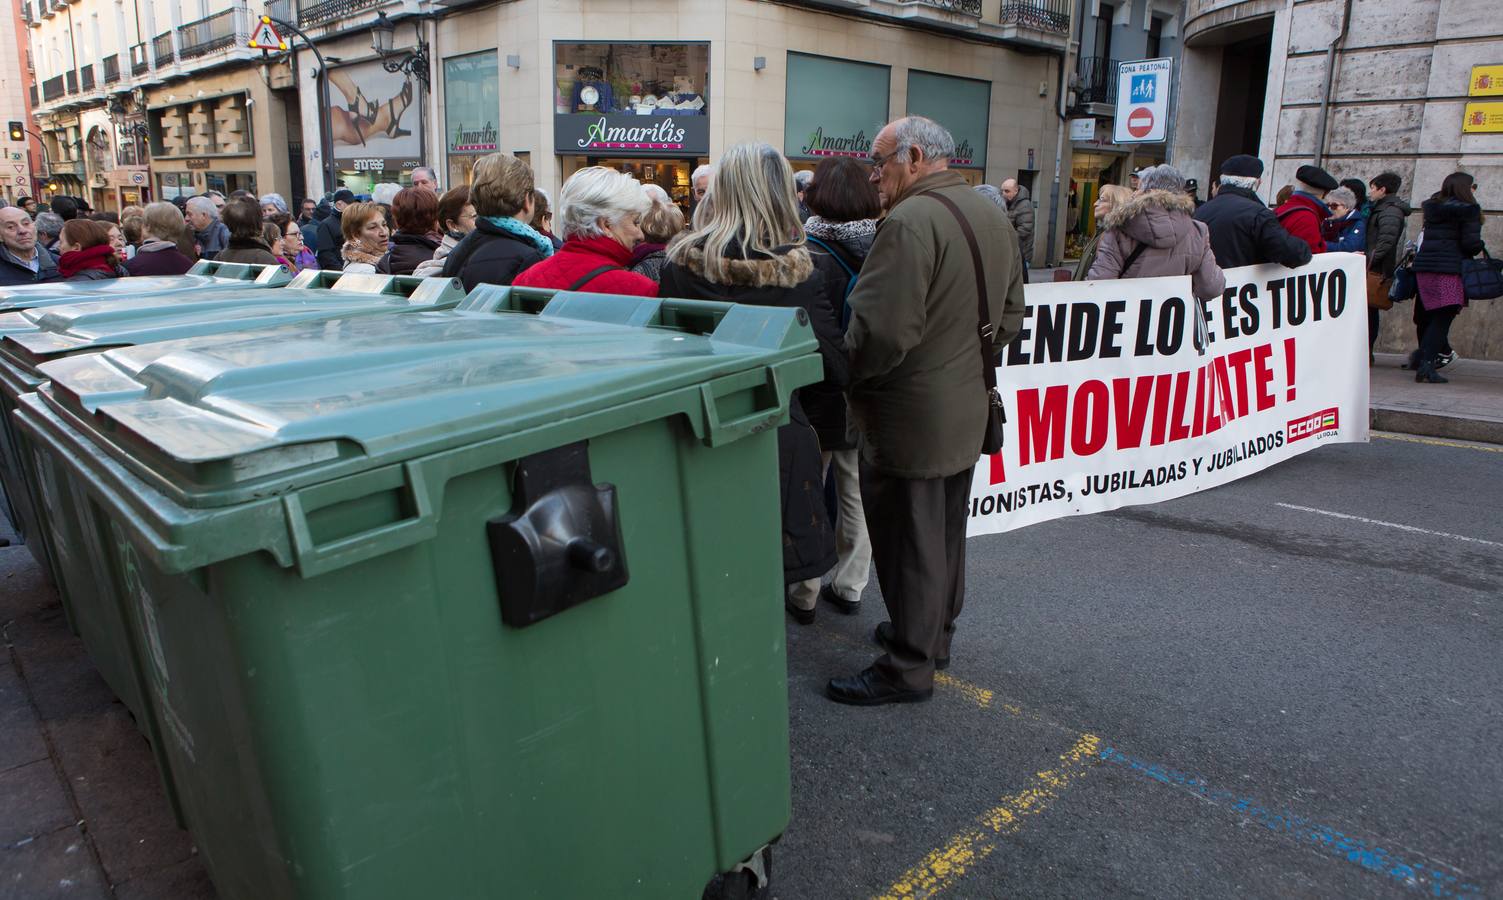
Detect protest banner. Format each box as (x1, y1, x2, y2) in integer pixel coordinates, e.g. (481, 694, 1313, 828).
(967, 252, 1370, 535)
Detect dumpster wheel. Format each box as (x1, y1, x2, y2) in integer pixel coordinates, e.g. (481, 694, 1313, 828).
(701, 845, 771, 900)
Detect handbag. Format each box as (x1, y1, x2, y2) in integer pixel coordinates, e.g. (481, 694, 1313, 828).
(1462, 249, 1503, 300)
(1366, 270, 1393, 310)
(923, 191, 1006, 455)
(1389, 245, 1417, 302)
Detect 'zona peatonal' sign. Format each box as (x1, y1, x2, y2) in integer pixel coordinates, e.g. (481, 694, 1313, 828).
(555, 114, 709, 157)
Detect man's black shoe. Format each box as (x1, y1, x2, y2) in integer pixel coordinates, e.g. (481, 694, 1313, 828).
(785, 597, 816, 625)
(873, 621, 950, 670)
(819, 584, 860, 615)
(827, 667, 933, 706)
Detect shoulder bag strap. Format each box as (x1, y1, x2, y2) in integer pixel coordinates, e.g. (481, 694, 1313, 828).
(567, 264, 622, 291)
(1118, 241, 1148, 278)
(921, 191, 998, 395)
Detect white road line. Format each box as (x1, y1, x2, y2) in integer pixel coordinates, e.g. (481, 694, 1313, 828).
(1276, 503, 1503, 550)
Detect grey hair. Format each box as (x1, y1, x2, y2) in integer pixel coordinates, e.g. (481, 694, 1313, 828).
(668, 141, 805, 284)
(1139, 164, 1186, 193)
(692, 164, 714, 184)
(1326, 186, 1357, 209)
(641, 182, 671, 206)
(413, 166, 438, 185)
(371, 183, 402, 206)
(1219, 174, 1259, 191)
(891, 116, 955, 166)
(557, 167, 650, 241)
(260, 192, 289, 214)
(34, 211, 63, 236)
(794, 170, 813, 190)
(973, 184, 1006, 209)
(185, 196, 219, 219)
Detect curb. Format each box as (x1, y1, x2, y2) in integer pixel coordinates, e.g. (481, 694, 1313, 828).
(1369, 406, 1503, 446)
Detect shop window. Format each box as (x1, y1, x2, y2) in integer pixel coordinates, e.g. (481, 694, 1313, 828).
(205, 173, 258, 195)
(158, 171, 194, 200)
(554, 43, 708, 117)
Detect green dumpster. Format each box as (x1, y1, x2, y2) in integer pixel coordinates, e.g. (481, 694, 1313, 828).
(0, 260, 291, 314)
(0, 273, 467, 742)
(16, 291, 819, 899)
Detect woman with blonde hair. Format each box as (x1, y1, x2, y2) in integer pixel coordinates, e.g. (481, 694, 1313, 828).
(125, 202, 195, 275)
(1073, 184, 1134, 280)
(658, 141, 846, 624)
(339, 201, 390, 274)
(511, 166, 657, 296)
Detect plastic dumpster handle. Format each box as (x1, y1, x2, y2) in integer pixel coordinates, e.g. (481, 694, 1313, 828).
(697, 366, 787, 448)
(282, 460, 439, 578)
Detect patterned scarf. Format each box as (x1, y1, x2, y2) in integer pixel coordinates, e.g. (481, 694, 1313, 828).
(481, 215, 555, 258)
(804, 216, 878, 243)
(341, 238, 385, 267)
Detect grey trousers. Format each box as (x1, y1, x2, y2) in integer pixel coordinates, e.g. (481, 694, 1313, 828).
(862, 463, 975, 691)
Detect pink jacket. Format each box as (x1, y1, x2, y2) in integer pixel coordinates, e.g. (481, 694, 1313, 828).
(1087, 189, 1226, 300)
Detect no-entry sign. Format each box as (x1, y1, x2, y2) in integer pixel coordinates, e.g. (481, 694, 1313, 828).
(1114, 58, 1172, 144)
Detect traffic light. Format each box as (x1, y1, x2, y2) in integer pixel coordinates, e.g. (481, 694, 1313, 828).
(45, 179, 59, 192)
(6, 121, 23, 142)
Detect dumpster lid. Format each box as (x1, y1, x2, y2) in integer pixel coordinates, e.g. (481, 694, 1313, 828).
(37, 292, 820, 506)
(0, 262, 292, 313)
(0, 274, 465, 365)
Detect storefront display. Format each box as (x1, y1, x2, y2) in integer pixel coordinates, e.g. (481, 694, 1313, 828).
(553, 42, 710, 157)
(330, 55, 426, 186)
(784, 53, 889, 163)
(445, 50, 500, 186)
(907, 70, 990, 170)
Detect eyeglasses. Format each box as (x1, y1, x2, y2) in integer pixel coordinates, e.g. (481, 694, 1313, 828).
(869, 149, 899, 172)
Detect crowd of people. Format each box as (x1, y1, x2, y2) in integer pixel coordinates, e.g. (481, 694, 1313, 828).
(0, 134, 1487, 704)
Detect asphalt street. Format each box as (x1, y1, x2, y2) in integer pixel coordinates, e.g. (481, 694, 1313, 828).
(3, 432, 1498, 899)
(776, 432, 1502, 899)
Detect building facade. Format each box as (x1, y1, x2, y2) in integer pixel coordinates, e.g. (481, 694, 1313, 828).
(1173, 0, 1503, 360)
(20, 0, 300, 211)
(1063, 0, 1183, 258)
(3, 0, 42, 203)
(291, 0, 1073, 265)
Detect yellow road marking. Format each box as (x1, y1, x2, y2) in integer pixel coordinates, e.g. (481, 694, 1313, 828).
(934, 672, 993, 709)
(873, 734, 1102, 900)
(1373, 431, 1503, 453)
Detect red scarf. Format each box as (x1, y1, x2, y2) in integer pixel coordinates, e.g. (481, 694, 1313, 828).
(57, 244, 117, 279)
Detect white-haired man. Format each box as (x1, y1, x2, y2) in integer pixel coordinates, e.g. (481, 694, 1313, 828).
(827, 116, 1026, 706)
(185, 195, 230, 259)
(0, 206, 59, 285)
(411, 167, 439, 194)
(690, 163, 714, 212)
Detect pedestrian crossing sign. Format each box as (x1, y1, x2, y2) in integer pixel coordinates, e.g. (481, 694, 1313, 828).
(248, 17, 287, 52)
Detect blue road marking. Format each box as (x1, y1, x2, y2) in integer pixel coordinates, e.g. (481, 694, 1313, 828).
(1099, 747, 1483, 898)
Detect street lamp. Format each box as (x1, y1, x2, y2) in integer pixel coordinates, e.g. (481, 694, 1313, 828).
(370, 11, 430, 92)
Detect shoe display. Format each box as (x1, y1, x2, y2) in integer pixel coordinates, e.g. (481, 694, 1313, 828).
(819, 584, 859, 615)
(873, 621, 949, 670)
(826, 667, 933, 706)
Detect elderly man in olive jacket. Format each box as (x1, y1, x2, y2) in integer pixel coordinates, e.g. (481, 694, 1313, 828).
(828, 116, 1026, 706)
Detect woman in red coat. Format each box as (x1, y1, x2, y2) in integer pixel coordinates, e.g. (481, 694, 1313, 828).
(511, 167, 658, 297)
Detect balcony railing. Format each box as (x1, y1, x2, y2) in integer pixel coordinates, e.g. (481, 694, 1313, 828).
(42, 75, 64, 101)
(131, 43, 150, 75)
(65, 69, 78, 94)
(1001, 0, 1071, 33)
(1076, 56, 1120, 106)
(102, 54, 120, 84)
(180, 8, 242, 59)
(153, 31, 175, 68)
(30, 85, 39, 107)
(267, 0, 294, 24)
(80, 64, 95, 92)
(298, 0, 378, 27)
(904, 0, 983, 14)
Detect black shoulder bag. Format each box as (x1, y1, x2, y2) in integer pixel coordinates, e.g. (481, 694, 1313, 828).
(567, 265, 622, 291)
(923, 191, 1007, 455)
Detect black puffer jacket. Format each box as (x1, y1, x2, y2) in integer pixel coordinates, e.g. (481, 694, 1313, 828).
(1366, 195, 1412, 277)
(658, 241, 843, 584)
(377, 232, 441, 276)
(1412, 198, 1484, 275)
(1193, 184, 1311, 269)
(314, 210, 343, 271)
(440, 218, 546, 291)
(804, 217, 876, 450)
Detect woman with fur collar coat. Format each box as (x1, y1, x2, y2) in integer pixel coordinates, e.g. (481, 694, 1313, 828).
(658, 141, 847, 623)
(1088, 165, 1226, 301)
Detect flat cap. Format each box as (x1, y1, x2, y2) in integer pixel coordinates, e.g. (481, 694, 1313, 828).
(1220, 154, 1264, 178)
(1296, 164, 1338, 191)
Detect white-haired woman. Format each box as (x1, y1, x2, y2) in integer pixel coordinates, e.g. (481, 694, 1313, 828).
(511, 166, 658, 296)
(658, 141, 846, 624)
